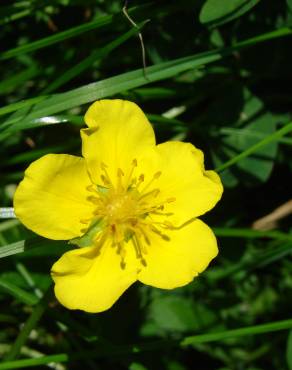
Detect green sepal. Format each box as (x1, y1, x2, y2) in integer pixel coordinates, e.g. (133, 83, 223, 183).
(69, 218, 105, 248)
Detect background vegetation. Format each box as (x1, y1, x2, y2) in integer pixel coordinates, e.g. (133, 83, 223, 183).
(1, 0, 292, 369)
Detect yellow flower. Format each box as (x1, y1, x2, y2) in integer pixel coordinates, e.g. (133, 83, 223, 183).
(14, 100, 223, 313)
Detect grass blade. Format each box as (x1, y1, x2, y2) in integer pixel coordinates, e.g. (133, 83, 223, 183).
(0, 277, 38, 305)
(4, 286, 52, 361)
(0, 4, 151, 61)
(215, 121, 292, 172)
(43, 21, 148, 94)
(214, 227, 292, 241)
(0, 15, 113, 61)
(1, 27, 291, 136)
(181, 318, 292, 346)
(1, 318, 292, 368)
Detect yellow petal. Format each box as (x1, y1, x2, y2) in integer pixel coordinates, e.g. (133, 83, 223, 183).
(14, 154, 94, 240)
(153, 141, 223, 226)
(138, 219, 218, 289)
(51, 240, 139, 313)
(81, 99, 155, 184)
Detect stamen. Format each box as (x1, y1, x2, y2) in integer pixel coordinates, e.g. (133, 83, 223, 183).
(125, 159, 138, 189)
(140, 171, 162, 194)
(93, 232, 108, 256)
(100, 162, 114, 187)
(136, 226, 151, 247)
(100, 174, 110, 185)
(151, 211, 174, 216)
(149, 225, 171, 241)
(117, 168, 125, 190)
(80, 218, 91, 224)
(132, 234, 142, 259)
(135, 174, 145, 189)
(117, 168, 124, 177)
(86, 185, 95, 192)
(163, 221, 175, 229)
(87, 196, 101, 205)
(139, 188, 160, 200)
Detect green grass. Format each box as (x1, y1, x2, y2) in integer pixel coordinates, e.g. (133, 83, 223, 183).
(1, 1, 292, 369)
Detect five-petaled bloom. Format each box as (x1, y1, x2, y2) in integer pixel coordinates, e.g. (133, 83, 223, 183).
(14, 100, 223, 313)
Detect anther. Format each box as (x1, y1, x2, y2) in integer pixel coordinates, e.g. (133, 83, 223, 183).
(132, 158, 138, 167)
(140, 172, 162, 194)
(141, 258, 147, 267)
(117, 168, 124, 177)
(101, 174, 110, 185)
(163, 221, 175, 229)
(167, 197, 176, 203)
(80, 219, 90, 224)
(150, 226, 171, 241)
(86, 185, 95, 192)
(87, 196, 100, 204)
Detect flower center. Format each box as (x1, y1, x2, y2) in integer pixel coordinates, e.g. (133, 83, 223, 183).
(105, 192, 137, 222)
(80, 159, 176, 269)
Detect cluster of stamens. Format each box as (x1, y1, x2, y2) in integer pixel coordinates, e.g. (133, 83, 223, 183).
(80, 159, 176, 269)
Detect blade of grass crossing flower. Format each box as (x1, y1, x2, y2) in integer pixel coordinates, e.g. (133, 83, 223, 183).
(0, 238, 65, 258)
(43, 21, 148, 94)
(4, 286, 53, 361)
(1, 27, 292, 134)
(0, 208, 16, 218)
(216, 121, 292, 172)
(1, 318, 292, 369)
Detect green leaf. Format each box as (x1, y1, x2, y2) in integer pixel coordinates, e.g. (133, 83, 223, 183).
(148, 296, 216, 333)
(215, 89, 280, 186)
(199, 0, 260, 27)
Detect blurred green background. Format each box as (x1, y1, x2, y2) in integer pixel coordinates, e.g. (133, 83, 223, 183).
(1, 0, 292, 369)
